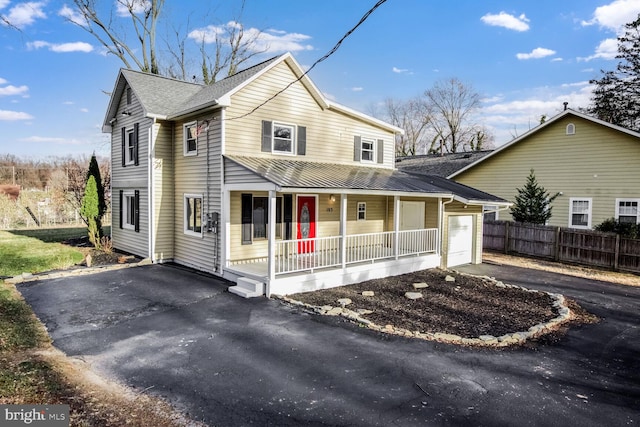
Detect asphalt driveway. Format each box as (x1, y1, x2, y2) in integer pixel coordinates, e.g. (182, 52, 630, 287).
(17, 263, 640, 426)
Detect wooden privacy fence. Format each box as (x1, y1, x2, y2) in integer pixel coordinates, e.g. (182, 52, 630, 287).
(483, 220, 640, 274)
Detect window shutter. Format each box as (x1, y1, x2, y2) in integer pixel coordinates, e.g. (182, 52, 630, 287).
(134, 190, 140, 232)
(283, 194, 293, 240)
(297, 126, 306, 156)
(119, 190, 123, 229)
(261, 121, 272, 152)
(133, 123, 139, 166)
(377, 139, 384, 164)
(121, 127, 126, 167)
(353, 136, 361, 161)
(241, 193, 253, 244)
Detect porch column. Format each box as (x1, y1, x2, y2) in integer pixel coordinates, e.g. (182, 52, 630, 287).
(394, 196, 400, 259)
(267, 190, 277, 294)
(340, 194, 347, 268)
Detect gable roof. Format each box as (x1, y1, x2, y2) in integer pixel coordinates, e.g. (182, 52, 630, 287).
(396, 150, 493, 177)
(449, 109, 640, 179)
(103, 53, 403, 134)
(225, 155, 508, 205)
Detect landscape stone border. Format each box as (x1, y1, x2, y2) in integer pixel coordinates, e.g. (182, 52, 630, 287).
(277, 270, 574, 348)
(4, 258, 152, 285)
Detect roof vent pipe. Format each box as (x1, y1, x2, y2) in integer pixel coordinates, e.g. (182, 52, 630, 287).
(563, 102, 568, 111)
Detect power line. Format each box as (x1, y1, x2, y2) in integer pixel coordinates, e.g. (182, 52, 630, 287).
(226, 0, 389, 121)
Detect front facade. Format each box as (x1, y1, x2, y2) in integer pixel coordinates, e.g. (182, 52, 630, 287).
(451, 109, 640, 230)
(103, 53, 507, 297)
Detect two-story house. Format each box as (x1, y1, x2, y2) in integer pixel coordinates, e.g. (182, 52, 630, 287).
(102, 53, 508, 297)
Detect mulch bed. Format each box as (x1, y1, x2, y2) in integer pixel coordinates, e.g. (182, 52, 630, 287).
(290, 269, 559, 339)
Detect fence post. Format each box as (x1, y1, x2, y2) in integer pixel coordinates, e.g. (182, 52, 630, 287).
(504, 221, 510, 255)
(614, 234, 620, 271)
(554, 227, 560, 262)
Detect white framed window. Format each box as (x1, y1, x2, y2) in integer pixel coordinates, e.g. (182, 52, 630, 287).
(184, 194, 203, 236)
(569, 198, 592, 229)
(566, 123, 575, 135)
(357, 202, 366, 221)
(184, 121, 198, 156)
(361, 138, 375, 162)
(123, 190, 136, 230)
(483, 205, 499, 221)
(125, 129, 135, 165)
(272, 122, 295, 154)
(616, 199, 640, 224)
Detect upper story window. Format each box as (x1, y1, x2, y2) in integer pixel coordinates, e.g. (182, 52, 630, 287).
(126, 129, 136, 165)
(566, 123, 575, 135)
(569, 198, 591, 229)
(261, 120, 306, 156)
(354, 136, 383, 164)
(126, 87, 132, 105)
(616, 199, 640, 224)
(184, 122, 198, 156)
(121, 124, 139, 167)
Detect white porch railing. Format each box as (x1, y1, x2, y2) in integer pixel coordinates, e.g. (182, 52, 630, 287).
(272, 228, 438, 275)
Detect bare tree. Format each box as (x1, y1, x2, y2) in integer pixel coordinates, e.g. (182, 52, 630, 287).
(378, 97, 432, 156)
(424, 78, 484, 153)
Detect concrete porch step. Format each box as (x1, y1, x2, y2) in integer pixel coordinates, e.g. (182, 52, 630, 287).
(228, 277, 265, 298)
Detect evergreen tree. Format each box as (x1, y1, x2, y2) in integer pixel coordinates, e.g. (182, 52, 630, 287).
(510, 170, 559, 224)
(86, 154, 105, 238)
(588, 14, 640, 131)
(81, 175, 101, 248)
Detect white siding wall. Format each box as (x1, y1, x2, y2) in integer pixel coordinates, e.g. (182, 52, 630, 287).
(151, 121, 175, 262)
(111, 84, 151, 257)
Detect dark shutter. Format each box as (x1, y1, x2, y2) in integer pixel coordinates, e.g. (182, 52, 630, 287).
(134, 190, 140, 232)
(297, 126, 306, 156)
(283, 194, 293, 240)
(241, 193, 253, 244)
(121, 127, 126, 167)
(261, 121, 272, 152)
(353, 136, 361, 161)
(377, 139, 384, 164)
(133, 123, 139, 166)
(119, 190, 123, 229)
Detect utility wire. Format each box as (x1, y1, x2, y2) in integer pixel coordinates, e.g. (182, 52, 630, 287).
(226, 0, 389, 121)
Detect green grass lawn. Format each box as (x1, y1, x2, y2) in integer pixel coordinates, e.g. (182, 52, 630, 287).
(0, 230, 85, 277)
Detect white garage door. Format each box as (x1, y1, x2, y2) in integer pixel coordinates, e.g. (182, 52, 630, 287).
(447, 215, 473, 267)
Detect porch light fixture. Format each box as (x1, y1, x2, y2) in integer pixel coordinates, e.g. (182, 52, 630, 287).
(329, 194, 336, 202)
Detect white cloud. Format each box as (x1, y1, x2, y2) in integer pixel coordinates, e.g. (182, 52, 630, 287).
(0, 0, 10, 10)
(0, 110, 33, 120)
(80, 108, 89, 113)
(481, 12, 530, 32)
(189, 23, 313, 53)
(516, 47, 556, 60)
(578, 38, 618, 61)
(551, 57, 563, 62)
(2, 1, 46, 28)
(20, 136, 84, 145)
(115, 0, 151, 18)
(27, 41, 94, 53)
(351, 87, 363, 92)
(0, 77, 6, 84)
(392, 67, 408, 74)
(58, 5, 85, 25)
(0, 84, 29, 96)
(582, 0, 640, 33)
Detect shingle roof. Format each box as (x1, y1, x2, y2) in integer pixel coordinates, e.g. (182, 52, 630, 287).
(225, 155, 507, 204)
(396, 151, 493, 178)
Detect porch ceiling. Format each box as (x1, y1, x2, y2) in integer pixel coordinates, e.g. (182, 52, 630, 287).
(225, 155, 508, 204)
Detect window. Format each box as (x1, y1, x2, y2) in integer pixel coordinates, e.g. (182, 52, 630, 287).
(126, 87, 132, 105)
(261, 121, 306, 156)
(184, 122, 198, 156)
(484, 205, 499, 221)
(120, 190, 139, 232)
(357, 202, 366, 221)
(273, 122, 294, 154)
(241, 194, 287, 244)
(566, 123, 575, 135)
(184, 194, 203, 235)
(569, 198, 592, 229)
(616, 199, 640, 224)
(361, 138, 375, 162)
(121, 124, 138, 167)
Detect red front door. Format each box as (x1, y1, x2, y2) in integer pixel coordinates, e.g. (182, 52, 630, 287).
(297, 196, 316, 253)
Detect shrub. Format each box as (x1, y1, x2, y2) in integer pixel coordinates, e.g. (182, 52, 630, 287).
(594, 217, 640, 239)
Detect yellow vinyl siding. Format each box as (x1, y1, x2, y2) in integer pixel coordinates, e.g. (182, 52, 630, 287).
(455, 115, 640, 228)
(151, 121, 174, 262)
(224, 61, 395, 167)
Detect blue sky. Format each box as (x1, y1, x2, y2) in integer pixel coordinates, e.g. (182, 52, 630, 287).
(1, 0, 639, 159)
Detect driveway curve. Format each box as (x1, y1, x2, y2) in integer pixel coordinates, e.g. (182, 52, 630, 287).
(18, 263, 640, 426)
